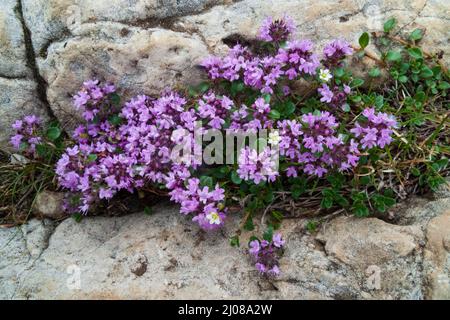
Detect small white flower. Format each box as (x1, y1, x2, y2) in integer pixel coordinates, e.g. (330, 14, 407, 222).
(206, 212, 221, 225)
(268, 131, 281, 146)
(319, 69, 333, 82)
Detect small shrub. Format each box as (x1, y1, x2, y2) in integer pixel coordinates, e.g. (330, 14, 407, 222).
(5, 16, 449, 276)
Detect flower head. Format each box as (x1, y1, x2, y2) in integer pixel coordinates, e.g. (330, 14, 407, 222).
(351, 107, 397, 149)
(323, 39, 353, 66)
(237, 147, 279, 184)
(249, 233, 285, 277)
(10, 115, 43, 157)
(259, 15, 296, 43)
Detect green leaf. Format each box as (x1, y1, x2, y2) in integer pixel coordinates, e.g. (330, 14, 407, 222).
(144, 206, 153, 215)
(353, 202, 369, 217)
(72, 213, 83, 223)
(374, 95, 384, 108)
(46, 127, 61, 141)
(384, 18, 396, 33)
(383, 196, 396, 207)
(427, 175, 446, 191)
(411, 167, 421, 177)
(86, 154, 98, 163)
(322, 188, 334, 198)
(230, 235, 240, 247)
(408, 47, 423, 59)
(263, 190, 274, 204)
(231, 81, 245, 96)
(414, 91, 426, 103)
(398, 75, 408, 83)
(360, 176, 371, 185)
(306, 221, 318, 233)
(335, 195, 349, 207)
(409, 29, 423, 41)
(341, 103, 351, 112)
(420, 66, 434, 78)
(334, 67, 345, 78)
(350, 78, 364, 88)
(359, 32, 370, 49)
(283, 101, 296, 116)
(433, 158, 449, 171)
(291, 183, 305, 200)
(321, 197, 333, 209)
(199, 176, 213, 189)
(109, 114, 123, 126)
(386, 50, 402, 62)
(263, 225, 274, 242)
(350, 95, 362, 103)
(231, 171, 242, 185)
(198, 82, 210, 93)
(438, 81, 450, 90)
(327, 173, 345, 189)
(19, 141, 29, 151)
(369, 67, 381, 78)
(268, 109, 281, 120)
(110, 93, 121, 106)
(35, 144, 48, 158)
(244, 215, 255, 231)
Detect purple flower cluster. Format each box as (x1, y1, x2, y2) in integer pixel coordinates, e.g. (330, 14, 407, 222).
(249, 233, 285, 276)
(201, 16, 320, 95)
(276, 40, 320, 79)
(277, 112, 361, 177)
(318, 83, 352, 109)
(57, 80, 231, 231)
(10, 115, 42, 157)
(258, 15, 296, 43)
(229, 97, 276, 133)
(169, 178, 226, 230)
(351, 107, 398, 149)
(73, 79, 116, 121)
(197, 92, 233, 129)
(237, 146, 279, 184)
(323, 39, 354, 66)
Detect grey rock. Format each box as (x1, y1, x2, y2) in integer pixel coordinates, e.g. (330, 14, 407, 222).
(0, 0, 30, 78)
(433, 177, 450, 200)
(128, 253, 148, 277)
(22, 0, 229, 55)
(423, 209, 450, 299)
(0, 219, 54, 299)
(10, 153, 29, 165)
(33, 191, 66, 220)
(0, 196, 448, 300)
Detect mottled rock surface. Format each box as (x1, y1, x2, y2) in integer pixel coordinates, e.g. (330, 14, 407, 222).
(33, 191, 66, 220)
(22, 0, 231, 55)
(423, 210, 450, 299)
(0, 0, 30, 78)
(1, 197, 448, 300)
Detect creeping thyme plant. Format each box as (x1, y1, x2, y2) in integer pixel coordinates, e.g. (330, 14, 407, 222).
(2, 16, 449, 276)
